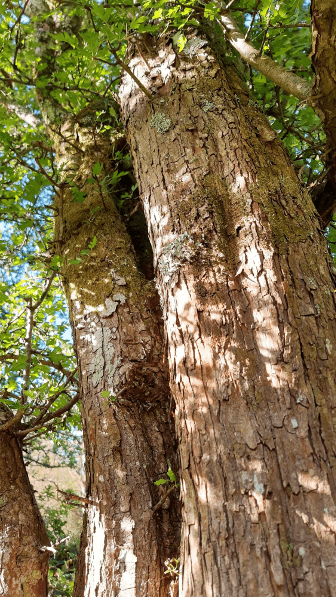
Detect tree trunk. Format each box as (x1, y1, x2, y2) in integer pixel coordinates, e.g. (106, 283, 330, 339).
(0, 421, 49, 596)
(119, 39, 336, 597)
(310, 0, 336, 225)
(51, 116, 180, 597)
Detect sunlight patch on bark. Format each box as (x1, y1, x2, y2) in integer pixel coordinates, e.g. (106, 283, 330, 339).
(0, 526, 9, 596)
(297, 472, 332, 494)
(84, 506, 107, 597)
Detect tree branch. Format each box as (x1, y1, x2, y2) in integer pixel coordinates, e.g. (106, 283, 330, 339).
(15, 392, 80, 437)
(219, 12, 311, 100)
(53, 482, 96, 506)
(0, 405, 30, 432)
(0, 94, 41, 127)
(32, 270, 57, 310)
(153, 484, 176, 513)
(21, 298, 34, 404)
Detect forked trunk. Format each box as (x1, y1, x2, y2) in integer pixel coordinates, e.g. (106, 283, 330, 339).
(120, 39, 336, 596)
(0, 423, 49, 596)
(52, 117, 180, 597)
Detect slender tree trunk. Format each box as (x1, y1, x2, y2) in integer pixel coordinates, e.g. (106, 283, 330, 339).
(120, 39, 336, 597)
(0, 420, 49, 596)
(51, 116, 180, 597)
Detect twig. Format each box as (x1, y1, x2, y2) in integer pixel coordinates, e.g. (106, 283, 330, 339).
(35, 156, 62, 189)
(153, 485, 176, 513)
(99, 46, 153, 101)
(15, 391, 80, 437)
(53, 482, 96, 506)
(32, 271, 57, 310)
(258, 18, 269, 56)
(245, 0, 260, 41)
(225, 0, 237, 8)
(22, 298, 34, 404)
(125, 201, 140, 222)
(39, 536, 70, 556)
(10, 0, 30, 36)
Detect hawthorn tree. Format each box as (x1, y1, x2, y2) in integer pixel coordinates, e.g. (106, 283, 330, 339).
(1, 1, 336, 596)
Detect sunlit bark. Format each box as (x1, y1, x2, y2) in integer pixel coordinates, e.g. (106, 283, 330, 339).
(120, 39, 336, 597)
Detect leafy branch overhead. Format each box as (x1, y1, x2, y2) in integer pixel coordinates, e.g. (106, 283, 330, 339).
(1, 0, 334, 226)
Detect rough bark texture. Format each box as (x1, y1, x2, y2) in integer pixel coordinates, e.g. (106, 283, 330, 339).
(120, 39, 336, 597)
(0, 418, 49, 596)
(25, 1, 181, 595)
(311, 0, 336, 225)
(52, 118, 180, 597)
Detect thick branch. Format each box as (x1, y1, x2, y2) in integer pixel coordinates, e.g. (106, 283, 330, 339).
(219, 13, 311, 100)
(0, 406, 29, 432)
(0, 95, 41, 127)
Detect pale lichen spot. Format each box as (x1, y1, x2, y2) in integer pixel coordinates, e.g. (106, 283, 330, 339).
(150, 113, 172, 134)
(99, 298, 118, 317)
(201, 99, 214, 113)
(253, 473, 264, 496)
(112, 293, 126, 304)
(291, 418, 298, 429)
(182, 38, 207, 58)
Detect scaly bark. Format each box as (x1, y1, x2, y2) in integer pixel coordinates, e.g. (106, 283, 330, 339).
(120, 39, 336, 597)
(0, 411, 49, 597)
(51, 115, 180, 597)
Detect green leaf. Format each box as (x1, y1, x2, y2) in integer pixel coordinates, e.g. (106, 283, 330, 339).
(154, 478, 168, 486)
(167, 468, 176, 483)
(101, 390, 110, 398)
(88, 236, 97, 250)
(92, 162, 103, 176)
